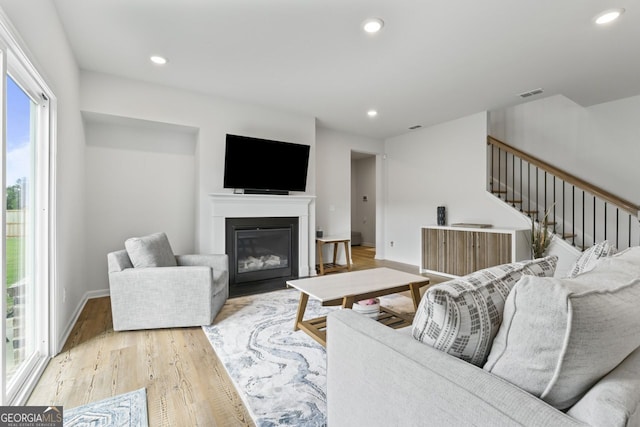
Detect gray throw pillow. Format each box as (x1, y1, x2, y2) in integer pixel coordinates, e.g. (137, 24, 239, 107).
(125, 232, 177, 268)
(484, 247, 640, 410)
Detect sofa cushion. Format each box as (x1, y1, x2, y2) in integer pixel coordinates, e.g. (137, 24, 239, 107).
(125, 232, 177, 268)
(567, 347, 640, 427)
(565, 240, 617, 278)
(484, 247, 640, 410)
(411, 256, 558, 366)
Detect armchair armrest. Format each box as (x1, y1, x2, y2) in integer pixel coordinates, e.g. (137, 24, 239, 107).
(175, 254, 229, 297)
(327, 310, 585, 427)
(107, 249, 133, 273)
(175, 254, 228, 271)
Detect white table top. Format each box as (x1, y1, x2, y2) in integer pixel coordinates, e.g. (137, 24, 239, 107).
(286, 267, 430, 302)
(316, 235, 350, 243)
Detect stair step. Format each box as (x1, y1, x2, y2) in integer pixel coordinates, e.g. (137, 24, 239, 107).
(544, 221, 557, 226)
(562, 233, 577, 239)
(506, 199, 523, 204)
(491, 190, 507, 194)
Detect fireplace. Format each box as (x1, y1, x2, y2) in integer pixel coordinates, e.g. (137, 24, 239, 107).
(226, 217, 299, 297)
(208, 193, 315, 289)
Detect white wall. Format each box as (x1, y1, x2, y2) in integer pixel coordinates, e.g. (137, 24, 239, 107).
(84, 114, 198, 292)
(587, 95, 640, 204)
(351, 156, 376, 246)
(316, 127, 384, 263)
(384, 112, 528, 266)
(0, 2, 87, 351)
(489, 94, 640, 204)
(79, 71, 317, 288)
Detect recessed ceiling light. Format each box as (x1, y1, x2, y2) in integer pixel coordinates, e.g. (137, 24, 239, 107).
(367, 110, 378, 118)
(150, 55, 168, 65)
(363, 18, 384, 33)
(594, 8, 624, 25)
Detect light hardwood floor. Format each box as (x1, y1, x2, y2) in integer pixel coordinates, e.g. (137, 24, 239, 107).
(27, 245, 443, 426)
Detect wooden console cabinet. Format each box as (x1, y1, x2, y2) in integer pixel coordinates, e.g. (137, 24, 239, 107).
(421, 225, 530, 277)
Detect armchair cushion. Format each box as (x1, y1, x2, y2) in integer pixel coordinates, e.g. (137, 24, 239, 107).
(125, 232, 177, 268)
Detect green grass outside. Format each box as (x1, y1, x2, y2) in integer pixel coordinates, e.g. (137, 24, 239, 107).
(6, 236, 23, 286)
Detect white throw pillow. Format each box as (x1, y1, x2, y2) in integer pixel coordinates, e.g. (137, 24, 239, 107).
(484, 247, 640, 410)
(411, 256, 558, 367)
(565, 240, 617, 278)
(125, 232, 177, 268)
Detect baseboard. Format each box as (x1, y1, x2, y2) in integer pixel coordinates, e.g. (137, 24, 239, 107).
(57, 288, 110, 353)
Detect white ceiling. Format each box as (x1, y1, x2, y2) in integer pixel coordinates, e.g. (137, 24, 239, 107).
(52, 0, 640, 139)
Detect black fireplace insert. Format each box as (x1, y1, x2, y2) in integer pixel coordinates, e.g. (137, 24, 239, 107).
(225, 217, 299, 297)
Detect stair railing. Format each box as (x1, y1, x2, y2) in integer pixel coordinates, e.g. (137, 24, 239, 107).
(488, 136, 640, 250)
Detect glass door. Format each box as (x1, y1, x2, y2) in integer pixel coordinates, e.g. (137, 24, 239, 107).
(0, 15, 54, 405)
(5, 75, 38, 387)
(1, 54, 52, 404)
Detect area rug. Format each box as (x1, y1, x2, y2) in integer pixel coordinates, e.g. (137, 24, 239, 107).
(64, 388, 148, 427)
(202, 288, 414, 426)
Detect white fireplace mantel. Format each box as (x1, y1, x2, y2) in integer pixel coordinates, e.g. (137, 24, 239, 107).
(209, 193, 316, 277)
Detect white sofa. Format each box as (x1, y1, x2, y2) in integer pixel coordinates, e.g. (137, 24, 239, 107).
(327, 245, 640, 426)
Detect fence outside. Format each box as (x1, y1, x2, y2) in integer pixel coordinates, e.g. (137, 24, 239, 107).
(7, 209, 25, 237)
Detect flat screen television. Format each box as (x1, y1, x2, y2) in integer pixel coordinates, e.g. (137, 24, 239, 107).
(223, 134, 310, 194)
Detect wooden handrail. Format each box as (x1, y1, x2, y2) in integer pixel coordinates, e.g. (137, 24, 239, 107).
(488, 136, 640, 217)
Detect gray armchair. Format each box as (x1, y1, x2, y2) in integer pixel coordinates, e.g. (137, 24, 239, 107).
(107, 233, 228, 331)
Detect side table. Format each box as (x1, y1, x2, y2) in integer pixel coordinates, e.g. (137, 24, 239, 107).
(316, 236, 352, 275)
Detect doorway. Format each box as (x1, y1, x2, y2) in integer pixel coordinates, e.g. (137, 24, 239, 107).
(350, 151, 377, 254)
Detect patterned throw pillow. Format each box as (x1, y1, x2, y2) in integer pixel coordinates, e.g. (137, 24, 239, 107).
(411, 256, 558, 366)
(565, 240, 617, 278)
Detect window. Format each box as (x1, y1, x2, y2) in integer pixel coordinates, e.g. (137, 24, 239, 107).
(0, 18, 55, 404)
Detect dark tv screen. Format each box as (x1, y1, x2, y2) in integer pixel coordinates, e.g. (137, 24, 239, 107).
(223, 134, 310, 192)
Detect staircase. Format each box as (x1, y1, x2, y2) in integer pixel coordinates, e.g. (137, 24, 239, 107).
(487, 136, 640, 251)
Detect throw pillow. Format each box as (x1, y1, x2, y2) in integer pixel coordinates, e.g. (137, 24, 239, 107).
(411, 256, 558, 367)
(565, 240, 617, 278)
(124, 232, 177, 268)
(484, 247, 640, 410)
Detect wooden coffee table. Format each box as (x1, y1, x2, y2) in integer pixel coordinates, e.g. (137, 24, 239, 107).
(286, 267, 430, 346)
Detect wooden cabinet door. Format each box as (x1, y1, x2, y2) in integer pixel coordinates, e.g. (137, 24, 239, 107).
(444, 229, 473, 276)
(422, 228, 440, 272)
(474, 232, 512, 270)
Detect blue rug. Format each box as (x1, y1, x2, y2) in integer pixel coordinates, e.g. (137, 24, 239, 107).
(202, 288, 413, 427)
(64, 388, 148, 427)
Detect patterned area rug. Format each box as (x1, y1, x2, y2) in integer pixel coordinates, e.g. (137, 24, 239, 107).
(202, 288, 414, 427)
(64, 388, 148, 427)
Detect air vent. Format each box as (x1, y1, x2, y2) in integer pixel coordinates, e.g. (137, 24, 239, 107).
(408, 125, 422, 130)
(519, 88, 544, 98)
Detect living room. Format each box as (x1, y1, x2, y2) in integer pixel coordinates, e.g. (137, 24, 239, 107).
(1, 0, 640, 425)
